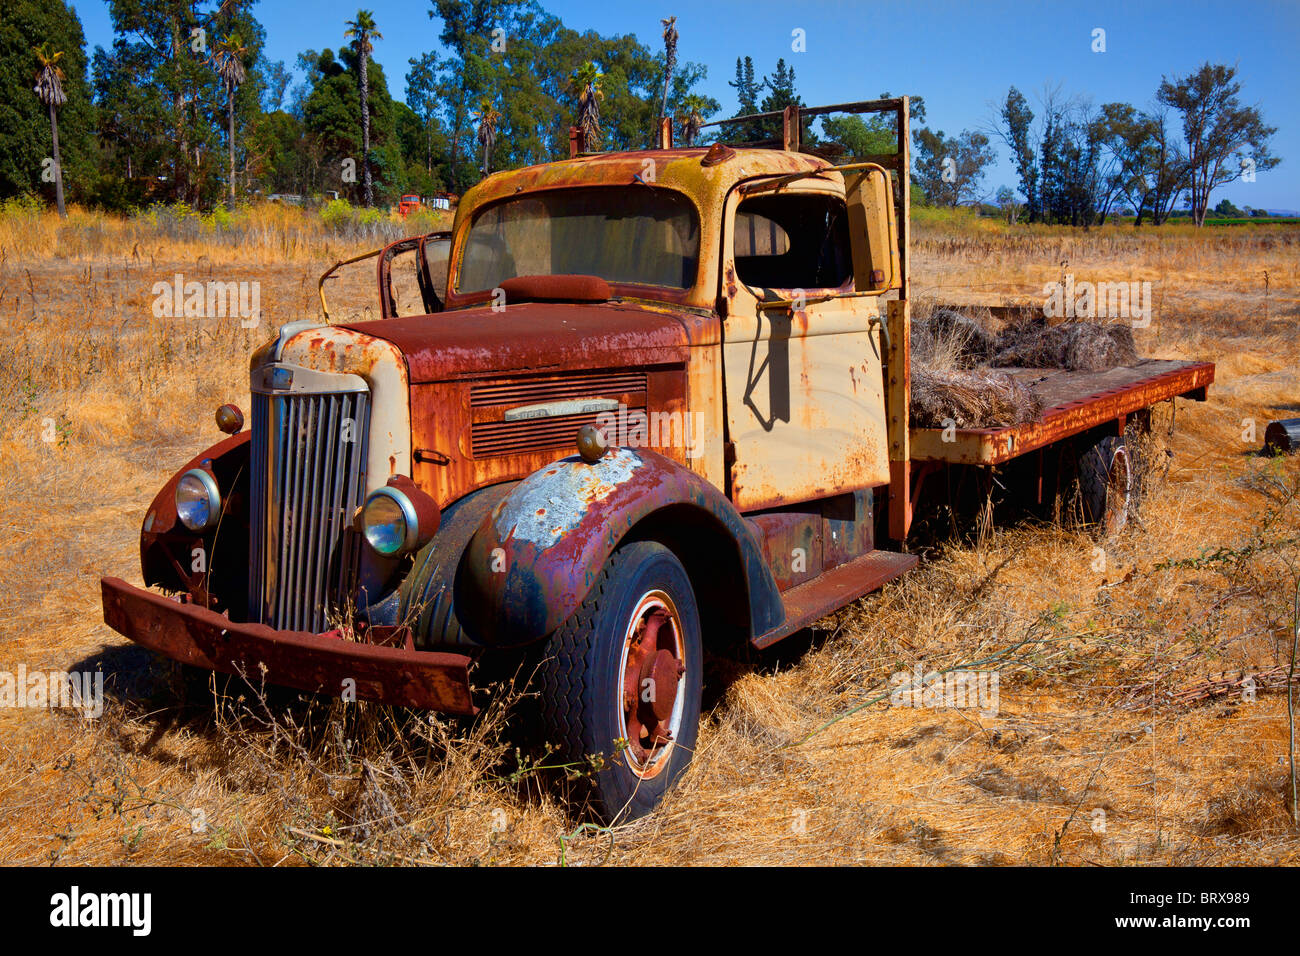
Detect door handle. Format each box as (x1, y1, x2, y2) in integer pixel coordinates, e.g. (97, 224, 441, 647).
(869, 315, 891, 354)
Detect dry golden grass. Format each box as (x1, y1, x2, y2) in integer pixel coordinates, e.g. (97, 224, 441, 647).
(1, 208, 1298, 866)
(0, 199, 454, 264)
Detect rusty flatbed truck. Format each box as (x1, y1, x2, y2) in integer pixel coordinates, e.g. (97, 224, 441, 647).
(100, 98, 1214, 820)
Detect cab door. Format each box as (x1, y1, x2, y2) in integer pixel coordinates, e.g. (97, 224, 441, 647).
(721, 182, 890, 512)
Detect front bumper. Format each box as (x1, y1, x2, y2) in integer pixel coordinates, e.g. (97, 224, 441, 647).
(101, 577, 477, 715)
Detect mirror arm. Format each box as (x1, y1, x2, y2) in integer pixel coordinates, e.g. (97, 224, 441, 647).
(318, 247, 383, 322)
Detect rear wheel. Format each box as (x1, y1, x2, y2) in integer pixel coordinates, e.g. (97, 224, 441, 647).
(1079, 435, 1133, 538)
(537, 540, 702, 822)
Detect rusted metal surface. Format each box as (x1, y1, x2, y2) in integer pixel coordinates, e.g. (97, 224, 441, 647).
(458, 447, 783, 646)
(215, 403, 243, 434)
(748, 509, 823, 591)
(384, 475, 441, 544)
(497, 274, 612, 303)
(886, 298, 912, 542)
(700, 143, 735, 167)
(782, 104, 801, 152)
(910, 360, 1215, 465)
(745, 490, 876, 592)
(657, 116, 673, 149)
(886, 100, 914, 545)
(711, 137, 905, 517)
(276, 325, 412, 490)
(101, 577, 477, 714)
(620, 591, 685, 773)
(844, 164, 900, 292)
(402, 363, 688, 510)
(821, 488, 875, 571)
(345, 302, 693, 383)
(329, 144, 855, 508)
(752, 548, 918, 650)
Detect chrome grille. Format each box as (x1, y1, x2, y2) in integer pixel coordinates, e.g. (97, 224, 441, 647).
(249, 367, 371, 632)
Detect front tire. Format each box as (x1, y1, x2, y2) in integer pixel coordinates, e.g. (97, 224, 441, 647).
(536, 540, 703, 822)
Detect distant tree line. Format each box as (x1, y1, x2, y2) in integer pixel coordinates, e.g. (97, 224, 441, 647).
(994, 66, 1278, 227)
(715, 54, 1279, 229)
(0, 0, 1281, 227)
(1, 0, 721, 212)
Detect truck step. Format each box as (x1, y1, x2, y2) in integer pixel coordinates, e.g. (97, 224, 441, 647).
(752, 549, 919, 650)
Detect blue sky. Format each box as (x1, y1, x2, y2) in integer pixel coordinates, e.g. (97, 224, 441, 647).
(72, 0, 1299, 209)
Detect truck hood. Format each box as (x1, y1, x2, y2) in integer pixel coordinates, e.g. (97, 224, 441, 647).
(342, 301, 707, 383)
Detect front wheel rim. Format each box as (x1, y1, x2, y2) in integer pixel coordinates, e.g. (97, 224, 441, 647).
(617, 589, 687, 780)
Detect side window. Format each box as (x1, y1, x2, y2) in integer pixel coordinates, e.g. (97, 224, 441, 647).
(733, 192, 853, 292)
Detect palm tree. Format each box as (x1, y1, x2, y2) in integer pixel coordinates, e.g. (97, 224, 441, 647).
(344, 10, 382, 206)
(32, 43, 68, 218)
(474, 98, 500, 177)
(660, 17, 678, 127)
(570, 61, 603, 152)
(210, 33, 247, 209)
(679, 94, 709, 147)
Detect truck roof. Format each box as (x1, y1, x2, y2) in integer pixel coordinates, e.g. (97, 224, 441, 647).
(453, 146, 837, 223)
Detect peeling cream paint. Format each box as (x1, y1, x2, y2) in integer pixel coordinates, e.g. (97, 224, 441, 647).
(493, 447, 644, 548)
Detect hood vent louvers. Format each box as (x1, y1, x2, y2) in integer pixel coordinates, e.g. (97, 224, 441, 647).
(470, 370, 647, 458)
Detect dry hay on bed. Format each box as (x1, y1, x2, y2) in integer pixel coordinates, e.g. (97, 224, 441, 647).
(917, 307, 999, 368)
(909, 307, 1040, 428)
(991, 319, 1138, 372)
(909, 307, 1138, 427)
(910, 366, 1042, 429)
(910, 307, 998, 373)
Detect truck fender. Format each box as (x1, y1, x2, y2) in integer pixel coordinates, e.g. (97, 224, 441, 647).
(141, 431, 250, 599)
(458, 447, 784, 646)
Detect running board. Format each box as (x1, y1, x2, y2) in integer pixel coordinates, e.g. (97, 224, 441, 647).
(751, 549, 918, 650)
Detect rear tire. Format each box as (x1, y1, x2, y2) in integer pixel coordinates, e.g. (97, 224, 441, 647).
(1079, 435, 1133, 538)
(536, 540, 703, 822)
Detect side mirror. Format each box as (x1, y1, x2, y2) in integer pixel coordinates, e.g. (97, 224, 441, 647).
(421, 234, 451, 307)
(844, 164, 901, 293)
(378, 231, 452, 318)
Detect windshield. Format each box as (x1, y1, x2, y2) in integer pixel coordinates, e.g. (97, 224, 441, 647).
(456, 187, 700, 294)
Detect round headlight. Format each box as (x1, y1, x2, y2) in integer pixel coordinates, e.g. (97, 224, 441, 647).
(176, 469, 221, 531)
(361, 487, 418, 556)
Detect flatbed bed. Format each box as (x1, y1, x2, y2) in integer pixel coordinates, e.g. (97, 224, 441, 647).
(909, 359, 1215, 466)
